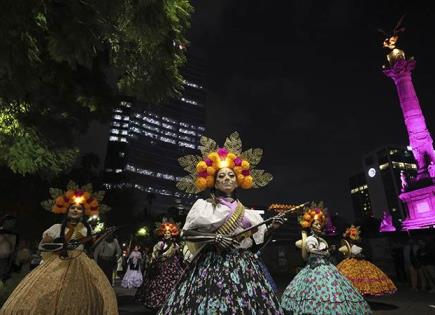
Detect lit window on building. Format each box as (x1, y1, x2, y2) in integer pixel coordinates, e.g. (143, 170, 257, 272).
(163, 130, 177, 138)
(114, 115, 122, 120)
(379, 163, 389, 170)
(160, 136, 177, 144)
(179, 141, 196, 149)
(121, 130, 128, 135)
(135, 113, 142, 119)
(113, 121, 121, 127)
(162, 116, 177, 124)
(122, 123, 129, 128)
(143, 116, 161, 126)
(123, 116, 130, 121)
(111, 129, 120, 134)
(179, 128, 196, 136)
(115, 169, 123, 173)
(198, 126, 205, 131)
(109, 136, 119, 141)
(120, 101, 132, 108)
(181, 97, 199, 106)
(114, 108, 123, 113)
(183, 80, 204, 89)
(119, 152, 125, 157)
(120, 137, 128, 143)
(162, 123, 175, 130)
(130, 126, 140, 133)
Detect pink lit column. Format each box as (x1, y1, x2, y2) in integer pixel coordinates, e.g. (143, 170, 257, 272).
(384, 58, 435, 230)
(384, 59, 435, 180)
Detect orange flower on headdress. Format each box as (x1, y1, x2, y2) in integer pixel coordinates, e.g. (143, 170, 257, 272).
(41, 181, 110, 216)
(344, 225, 361, 240)
(298, 202, 327, 229)
(177, 132, 273, 193)
(155, 218, 181, 237)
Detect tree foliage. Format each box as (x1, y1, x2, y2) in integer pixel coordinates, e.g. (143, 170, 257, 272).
(0, 0, 192, 176)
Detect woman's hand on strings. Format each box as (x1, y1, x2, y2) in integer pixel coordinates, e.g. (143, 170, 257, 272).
(214, 234, 239, 249)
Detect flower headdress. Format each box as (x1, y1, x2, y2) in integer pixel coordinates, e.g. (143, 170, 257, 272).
(176, 131, 273, 193)
(298, 202, 327, 229)
(343, 225, 361, 241)
(41, 181, 110, 216)
(155, 217, 181, 237)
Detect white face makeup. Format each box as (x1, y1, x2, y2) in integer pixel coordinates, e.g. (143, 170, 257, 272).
(214, 167, 238, 196)
(68, 204, 84, 220)
(163, 230, 172, 240)
(311, 219, 323, 234)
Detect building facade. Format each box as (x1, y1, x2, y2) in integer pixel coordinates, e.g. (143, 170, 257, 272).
(103, 56, 207, 216)
(350, 145, 417, 227)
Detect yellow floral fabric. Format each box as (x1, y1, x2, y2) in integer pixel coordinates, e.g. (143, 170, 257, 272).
(337, 258, 397, 296)
(0, 250, 118, 315)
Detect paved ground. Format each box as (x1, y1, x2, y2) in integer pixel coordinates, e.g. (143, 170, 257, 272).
(116, 284, 435, 314)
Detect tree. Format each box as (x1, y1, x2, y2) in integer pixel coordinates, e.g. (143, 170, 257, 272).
(0, 0, 192, 176)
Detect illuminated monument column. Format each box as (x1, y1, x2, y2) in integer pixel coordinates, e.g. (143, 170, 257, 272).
(383, 48, 435, 230)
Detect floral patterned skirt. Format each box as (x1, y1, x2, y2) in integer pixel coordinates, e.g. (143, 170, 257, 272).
(135, 254, 184, 309)
(257, 257, 278, 293)
(337, 258, 397, 296)
(281, 255, 372, 315)
(158, 248, 284, 315)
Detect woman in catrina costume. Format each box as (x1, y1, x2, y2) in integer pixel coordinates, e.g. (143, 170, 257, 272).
(0, 182, 118, 315)
(281, 203, 372, 315)
(135, 218, 184, 310)
(158, 131, 285, 315)
(337, 225, 397, 296)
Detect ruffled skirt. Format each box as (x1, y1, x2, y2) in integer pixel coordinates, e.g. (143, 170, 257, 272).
(121, 267, 143, 289)
(135, 254, 183, 309)
(281, 255, 372, 315)
(158, 248, 284, 315)
(337, 258, 397, 296)
(0, 251, 118, 315)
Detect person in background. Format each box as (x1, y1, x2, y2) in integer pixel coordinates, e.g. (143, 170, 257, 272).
(404, 238, 423, 290)
(391, 239, 406, 283)
(0, 215, 18, 283)
(121, 245, 143, 289)
(417, 239, 435, 292)
(94, 233, 122, 285)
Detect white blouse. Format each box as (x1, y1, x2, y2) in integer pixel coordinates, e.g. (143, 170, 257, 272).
(182, 198, 266, 248)
(306, 235, 328, 253)
(350, 244, 363, 256)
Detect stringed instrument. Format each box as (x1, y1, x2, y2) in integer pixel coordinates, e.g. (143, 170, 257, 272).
(186, 201, 310, 262)
(39, 226, 119, 253)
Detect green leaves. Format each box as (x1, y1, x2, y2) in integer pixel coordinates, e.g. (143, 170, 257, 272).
(0, 0, 192, 176)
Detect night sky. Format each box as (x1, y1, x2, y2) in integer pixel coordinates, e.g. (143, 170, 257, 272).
(186, 1, 435, 220)
(74, 1, 435, 222)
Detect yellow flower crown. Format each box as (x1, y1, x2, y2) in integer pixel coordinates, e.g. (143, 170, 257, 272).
(41, 181, 110, 216)
(299, 202, 327, 229)
(176, 131, 273, 193)
(344, 225, 361, 240)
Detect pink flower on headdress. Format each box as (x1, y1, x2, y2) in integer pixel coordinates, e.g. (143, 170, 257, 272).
(75, 190, 83, 196)
(234, 157, 242, 166)
(242, 169, 250, 176)
(197, 171, 208, 178)
(205, 158, 213, 166)
(217, 148, 228, 158)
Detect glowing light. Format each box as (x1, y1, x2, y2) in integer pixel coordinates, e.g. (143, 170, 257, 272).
(368, 168, 376, 178)
(73, 196, 84, 204)
(218, 159, 229, 168)
(136, 227, 148, 236)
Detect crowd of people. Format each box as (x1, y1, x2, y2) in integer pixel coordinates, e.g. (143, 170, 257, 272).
(0, 132, 434, 314)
